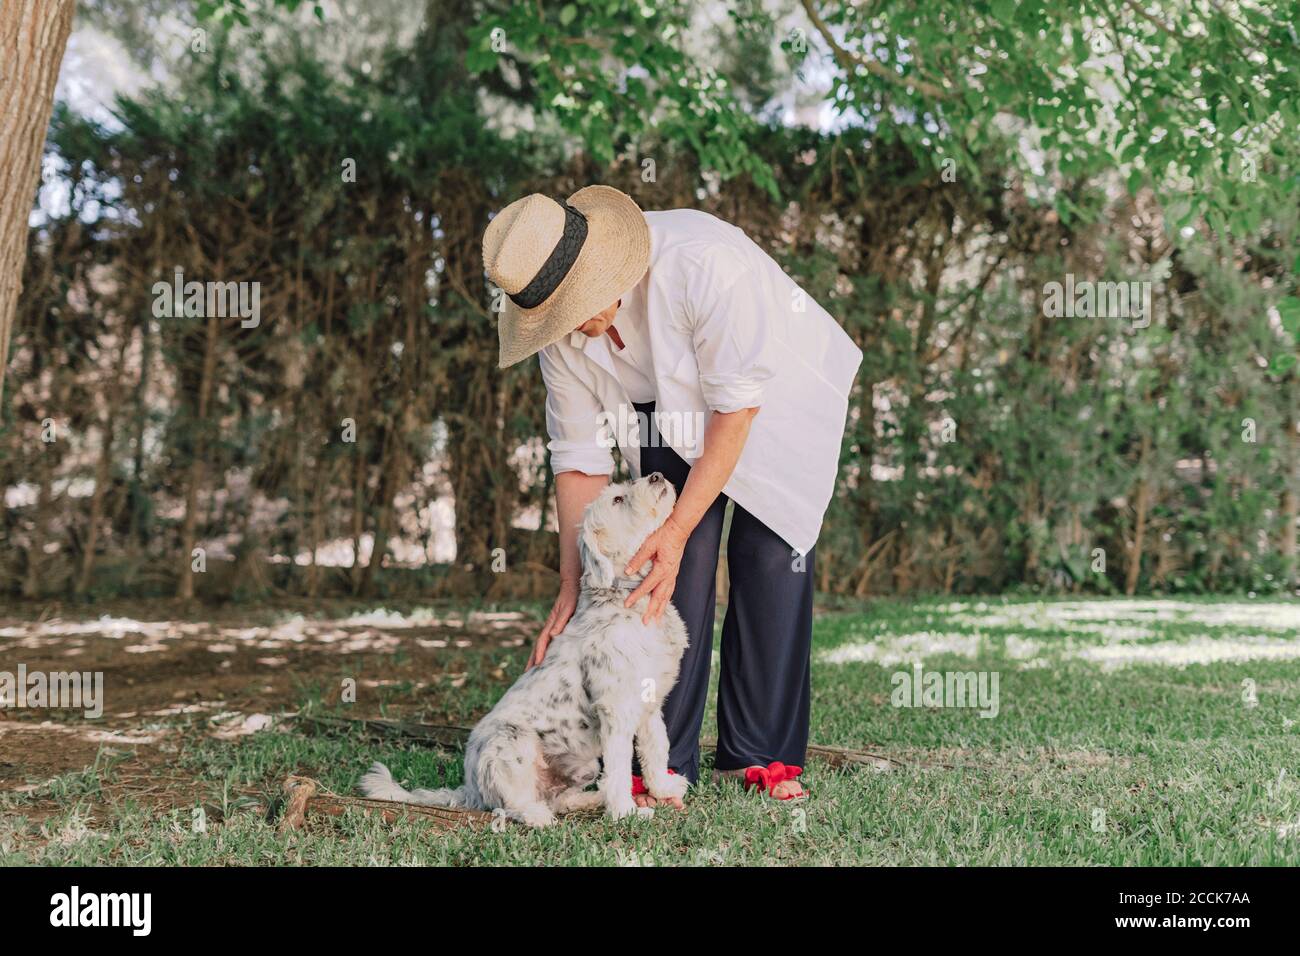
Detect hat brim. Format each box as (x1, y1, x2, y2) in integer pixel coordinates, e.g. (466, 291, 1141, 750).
(497, 185, 650, 369)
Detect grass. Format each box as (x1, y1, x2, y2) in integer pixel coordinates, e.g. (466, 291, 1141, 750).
(4, 595, 1300, 865)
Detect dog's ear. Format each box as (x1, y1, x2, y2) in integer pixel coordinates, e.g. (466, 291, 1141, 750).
(579, 519, 616, 589)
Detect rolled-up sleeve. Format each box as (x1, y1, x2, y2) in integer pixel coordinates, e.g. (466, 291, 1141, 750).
(690, 270, 774, 413)
(538, 345, 615, 476)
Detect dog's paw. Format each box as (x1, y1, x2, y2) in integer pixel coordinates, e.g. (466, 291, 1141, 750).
(647, 773, 689, 801)
(606, 797, 647, 822)
(515, 805, 558, 828)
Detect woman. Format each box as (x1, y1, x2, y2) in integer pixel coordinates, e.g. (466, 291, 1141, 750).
(482, 185, 861, 803)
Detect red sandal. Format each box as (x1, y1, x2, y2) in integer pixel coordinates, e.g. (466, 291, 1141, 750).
(631, 768, 678, 796)
(743, 762, 807, 800)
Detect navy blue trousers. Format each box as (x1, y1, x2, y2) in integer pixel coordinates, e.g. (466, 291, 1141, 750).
(634, 402, 814, 783)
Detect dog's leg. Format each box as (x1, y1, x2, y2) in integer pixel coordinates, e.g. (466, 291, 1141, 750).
(551, 787, 604, 813)
(636, 710, 689, 802)
(598, 713, 651, 821)
(482, 738, 556, 828)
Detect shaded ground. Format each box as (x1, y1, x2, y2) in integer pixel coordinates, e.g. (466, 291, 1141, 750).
(0, 602, 531, 824)
(3, 596, 1300, 865)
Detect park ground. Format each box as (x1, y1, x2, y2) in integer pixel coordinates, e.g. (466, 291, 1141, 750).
(2, 594, 1299, 865)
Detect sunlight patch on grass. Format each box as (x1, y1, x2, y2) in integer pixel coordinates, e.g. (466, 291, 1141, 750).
(820, 631, 984, 666)
(0, 608, 533, 655)
(935, 599, 1300, 632)
(0, 616, 206, 644)
(1068, 635, 1300, 670)
(820, 599, 1300, 672)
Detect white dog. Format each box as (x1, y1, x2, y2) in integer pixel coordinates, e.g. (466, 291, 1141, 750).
(359, 472, 689, 826)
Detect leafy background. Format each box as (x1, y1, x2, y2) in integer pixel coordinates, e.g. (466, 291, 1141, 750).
(3, 0, 1298, 602)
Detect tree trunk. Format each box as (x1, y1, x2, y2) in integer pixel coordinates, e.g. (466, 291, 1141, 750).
(76, 420, 114, 596)
(24, 371, 70, 597)
(177, 309, 221, 599)
(128, 316, 152, 559)
(1282, 414, 1299, 587)
(1125, 434, 1152, 596)
(360, 432, 400, 597)
(23, 437, 54, 598)
(0, 0, 75, 405)
(350, 440, 367, 593)
(306, 457, 331, 597)
(77, 334, 130, 595)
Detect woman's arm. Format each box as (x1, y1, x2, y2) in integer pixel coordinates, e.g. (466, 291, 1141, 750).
(622, 406, 759, 623)
(620, 265, 772, 624)
(531, 344, 616, 667)
(529, 470, 609, 668)
(557, 470, 610, 584)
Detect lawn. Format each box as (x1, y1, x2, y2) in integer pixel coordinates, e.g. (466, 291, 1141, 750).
(2, 596, 1299, 865)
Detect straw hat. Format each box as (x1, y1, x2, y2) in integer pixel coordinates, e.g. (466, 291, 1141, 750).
(483, 185, 650, 368)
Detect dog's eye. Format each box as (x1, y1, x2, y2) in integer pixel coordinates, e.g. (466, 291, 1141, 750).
(613, 496, 624, 505)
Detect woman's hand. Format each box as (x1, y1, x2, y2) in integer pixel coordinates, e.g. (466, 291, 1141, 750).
(529, 576, 580, 669)
(621, 409, 755, 625)
(623, 515, 691, 624)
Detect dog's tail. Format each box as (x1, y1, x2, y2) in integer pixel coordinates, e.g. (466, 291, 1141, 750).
(357, 762, 472, 808)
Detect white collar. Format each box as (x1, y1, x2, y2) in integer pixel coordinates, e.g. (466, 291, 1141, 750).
(568, 292, 640, 353)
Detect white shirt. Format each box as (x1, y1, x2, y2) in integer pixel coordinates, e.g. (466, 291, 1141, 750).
(537, 209, 862, 554)
(607, 306, 656, 403)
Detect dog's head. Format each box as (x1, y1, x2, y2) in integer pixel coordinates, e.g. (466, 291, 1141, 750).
(579, 472, 676, 589)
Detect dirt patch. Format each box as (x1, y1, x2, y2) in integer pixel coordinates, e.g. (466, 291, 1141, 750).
(0, 606, 536, 814)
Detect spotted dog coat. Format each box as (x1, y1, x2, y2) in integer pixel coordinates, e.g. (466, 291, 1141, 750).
(359, 473, 689, 826)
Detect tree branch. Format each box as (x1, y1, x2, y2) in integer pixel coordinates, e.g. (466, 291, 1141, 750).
(798, 0, 951, 102)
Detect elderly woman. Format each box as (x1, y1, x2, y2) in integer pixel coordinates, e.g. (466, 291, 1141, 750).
(482, 186, 861, 804)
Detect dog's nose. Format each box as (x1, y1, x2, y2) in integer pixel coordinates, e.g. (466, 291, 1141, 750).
(648, 472, 662, 484)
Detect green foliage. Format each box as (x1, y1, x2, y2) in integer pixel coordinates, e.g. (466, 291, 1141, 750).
(197, 0, 324, 26)
(4, 1, 1299, 600)
(470, 1, 1300, 229)
(466, 0, 780, 198)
